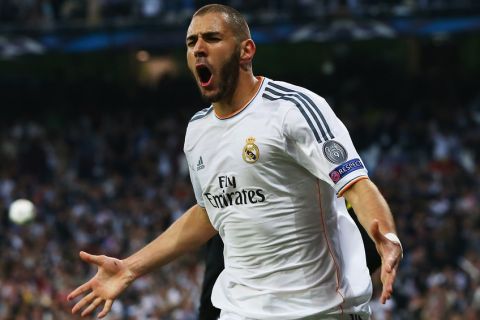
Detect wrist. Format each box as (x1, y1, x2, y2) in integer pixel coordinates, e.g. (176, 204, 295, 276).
(384, 232, 403, 257)
(122, 257, 142, 282)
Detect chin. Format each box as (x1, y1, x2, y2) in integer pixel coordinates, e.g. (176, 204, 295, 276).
(200, 89, 222, 103)
(201, 94, 219, 103)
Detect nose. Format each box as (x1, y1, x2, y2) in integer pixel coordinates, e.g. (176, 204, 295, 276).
(193, 38, 207, 57)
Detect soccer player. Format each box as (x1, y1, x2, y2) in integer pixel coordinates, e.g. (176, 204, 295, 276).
(67, 4, 403, 319)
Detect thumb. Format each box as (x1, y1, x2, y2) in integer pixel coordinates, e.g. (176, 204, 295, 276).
(79, 251, 103, 266)
(370, 219, 383, 243)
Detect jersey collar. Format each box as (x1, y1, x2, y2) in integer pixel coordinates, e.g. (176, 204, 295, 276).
(214, 76, 266, 120)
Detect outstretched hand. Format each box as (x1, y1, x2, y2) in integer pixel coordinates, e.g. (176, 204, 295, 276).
(370, 220, 403, 304)
(67, 251, 135, 318)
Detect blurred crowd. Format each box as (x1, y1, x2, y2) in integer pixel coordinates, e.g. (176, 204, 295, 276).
(337, 77, 480, 318)
(0, 46, 480, 319)
(0, 76, 479, 319)
(0, 111, 204, 319)
(1, 0, 479, 29)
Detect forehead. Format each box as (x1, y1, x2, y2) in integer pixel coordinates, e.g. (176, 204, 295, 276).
(187, 12, 232, 36)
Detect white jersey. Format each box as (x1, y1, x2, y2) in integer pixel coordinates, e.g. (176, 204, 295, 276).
(184, 77, 372, 319)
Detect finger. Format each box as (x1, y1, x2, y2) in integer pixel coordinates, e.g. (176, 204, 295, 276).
(97, 299, 114, 319)
(80, 251, 104, 266)
(381, 279, 392, 303)
(68, 282, 91, 301)
(381, 290, 390, 304)
(72, 291, 96, 314)
(381, 284, 393, 303)
(381, 267, 397, 304)
(81, 297, 103, 317)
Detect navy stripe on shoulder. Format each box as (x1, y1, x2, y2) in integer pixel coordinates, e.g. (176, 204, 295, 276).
(268, 82, 334, 140)
(190, 106, 213, 122)
(264, 86, 328, 142)
(263, 92, 322, 143)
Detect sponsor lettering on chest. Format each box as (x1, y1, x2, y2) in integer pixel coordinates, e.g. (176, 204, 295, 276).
(204, 175, 266, 209)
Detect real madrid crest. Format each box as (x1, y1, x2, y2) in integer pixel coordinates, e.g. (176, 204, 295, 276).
(242, 137, 260, 163)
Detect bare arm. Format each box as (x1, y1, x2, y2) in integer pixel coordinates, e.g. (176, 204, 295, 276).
(68, 204, 217, 318)
(343, 178, 403, 304)
(125, 204, 217, 278)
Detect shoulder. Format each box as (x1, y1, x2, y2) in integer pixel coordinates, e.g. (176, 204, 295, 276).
(186, 106, 213, 140)
(262, 79, 336, 143)
(184, 106, 213, 153)
(189, 106, 213, 123)
(260, 79, 331, 118)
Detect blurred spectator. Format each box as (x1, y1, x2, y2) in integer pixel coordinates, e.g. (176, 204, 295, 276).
(0, 110, 204, 319)
(0, 67, 479, 318)
(2, 0, 480, 29)
(0, 7, 479, 316)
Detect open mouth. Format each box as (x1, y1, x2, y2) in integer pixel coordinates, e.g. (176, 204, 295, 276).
(196, 64, 213, 87)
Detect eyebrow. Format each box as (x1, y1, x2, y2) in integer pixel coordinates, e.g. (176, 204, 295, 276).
(186, 31, 222, 42)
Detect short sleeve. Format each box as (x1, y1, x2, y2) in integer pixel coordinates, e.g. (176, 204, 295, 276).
(283, 95, 368, 196)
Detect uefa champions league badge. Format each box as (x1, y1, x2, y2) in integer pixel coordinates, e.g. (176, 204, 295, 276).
(323, 140, 348, 164)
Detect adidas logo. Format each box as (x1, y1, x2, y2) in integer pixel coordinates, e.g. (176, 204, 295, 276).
(197, 156, 205, 171)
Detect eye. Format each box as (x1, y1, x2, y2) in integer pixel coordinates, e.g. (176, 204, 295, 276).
(204, 34, 221, 43)
(186, 37, 196, 47)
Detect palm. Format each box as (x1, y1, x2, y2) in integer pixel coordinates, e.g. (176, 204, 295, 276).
(68, 251, 134, 318)
(90, 257, 128, 298)
(370, 221, 402, 304)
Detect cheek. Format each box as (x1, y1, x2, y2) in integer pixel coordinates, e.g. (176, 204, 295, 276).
(186, 55, 196, 73)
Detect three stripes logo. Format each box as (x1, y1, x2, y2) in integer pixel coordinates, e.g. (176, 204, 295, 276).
(262, 82, 334, 143)
(197, 156, 205, 171)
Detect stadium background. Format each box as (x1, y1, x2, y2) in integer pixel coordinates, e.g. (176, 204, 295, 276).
(1, 1, 480, 319)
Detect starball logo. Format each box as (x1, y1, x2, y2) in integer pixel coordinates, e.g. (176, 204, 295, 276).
(329, 158, 364, 183)
(204, 175, 266, 209)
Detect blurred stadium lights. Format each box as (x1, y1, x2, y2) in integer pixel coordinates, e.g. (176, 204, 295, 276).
(136, 49, 150, 62)
(0, 36, 45, 59)
(0, 1, 480, 58)
(1, 15, 479, 59)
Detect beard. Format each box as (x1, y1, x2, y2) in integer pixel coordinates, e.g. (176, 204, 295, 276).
(198, 48, 240, 103)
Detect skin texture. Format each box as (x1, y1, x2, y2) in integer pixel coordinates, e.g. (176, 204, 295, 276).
(186, 11, 259, 117)
(67, 10, 403, 319)
(343, 178, 403, 304)
(187, 12, 241, 103)
(67, 205, 216, 318)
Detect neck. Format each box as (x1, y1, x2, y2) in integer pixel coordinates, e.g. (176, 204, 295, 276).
(213, 73, 261, 118)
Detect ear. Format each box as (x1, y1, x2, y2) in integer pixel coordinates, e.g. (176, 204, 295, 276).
(240, 39, 256, 65)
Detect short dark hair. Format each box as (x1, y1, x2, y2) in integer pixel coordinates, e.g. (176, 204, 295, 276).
(193, 4, 251, 42)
